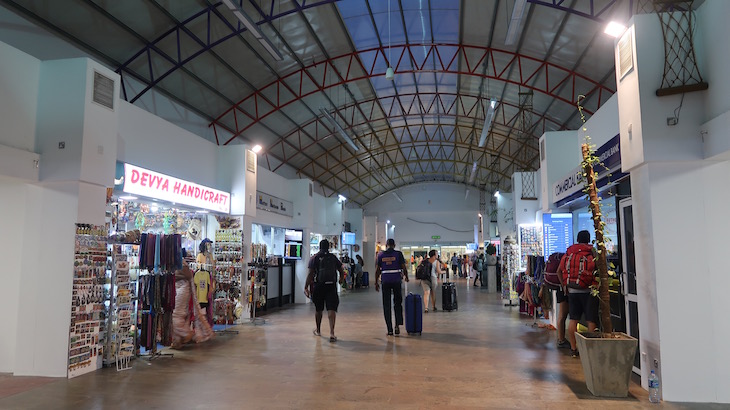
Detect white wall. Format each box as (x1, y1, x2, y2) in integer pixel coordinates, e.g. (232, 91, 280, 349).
(363, 182, 480, 246)
(0, 180, 27, 372)
(511, 171, 541, 226)
(495, 192, 515, 242)
(117, 101, 219, 188)
(539, 131, 580, 210)
(579, 94, 619, 149)
(614, 5, 730, 402)
(0, 40, 40, 152)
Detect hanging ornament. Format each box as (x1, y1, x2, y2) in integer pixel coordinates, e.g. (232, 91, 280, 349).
(135, 212, 146, 230)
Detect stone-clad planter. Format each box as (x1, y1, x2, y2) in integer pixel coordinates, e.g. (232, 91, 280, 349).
(575, 331, 638, 397)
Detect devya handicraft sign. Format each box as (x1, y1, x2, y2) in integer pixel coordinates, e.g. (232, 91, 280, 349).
(123, 163, 230, 213)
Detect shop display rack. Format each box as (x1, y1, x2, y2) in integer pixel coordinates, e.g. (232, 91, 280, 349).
(69, 223, 108, 378)
(213, 228, 243, 334)
(246, 256, 268, 325)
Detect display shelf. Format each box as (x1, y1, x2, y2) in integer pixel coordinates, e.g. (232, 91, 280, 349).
(213, 229, 243, 330)
(69, 223, 108, 378)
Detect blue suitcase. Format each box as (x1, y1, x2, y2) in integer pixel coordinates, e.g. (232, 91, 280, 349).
(361, 271, 369, 287)
(405, 293, 423, 335)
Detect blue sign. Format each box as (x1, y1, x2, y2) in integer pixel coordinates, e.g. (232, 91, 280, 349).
(543, 213, 573, 256)
(553, 134, 625, 208)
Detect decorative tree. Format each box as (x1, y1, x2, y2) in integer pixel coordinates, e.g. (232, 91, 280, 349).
(578, 96, 613, 335)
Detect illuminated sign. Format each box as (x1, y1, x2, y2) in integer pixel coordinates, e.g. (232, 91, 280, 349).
(123, 163, 230, 213)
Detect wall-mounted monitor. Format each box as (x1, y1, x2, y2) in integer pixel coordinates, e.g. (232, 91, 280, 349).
(285, 242, 303, 260)
(342, 231, 356, 246)
(285, 229, 303, 242)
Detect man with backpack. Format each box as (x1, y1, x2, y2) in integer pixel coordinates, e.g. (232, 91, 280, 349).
(304, 239, 346, 343)
(558, 230, 598, 358)
(375, 239, 409, 336)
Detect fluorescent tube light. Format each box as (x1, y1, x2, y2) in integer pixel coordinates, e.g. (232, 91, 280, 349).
(604, 21, 627, 38)
(392, 191, 403, 202)
(221, 0, 283, 60)
(505, 0, 527, 45)
(338, 194, 347, 202)
(320, 108, 359, 151)
(468, 161, 478, 184)
(478, 99, 498, 147)
(465, 189, 470, 200)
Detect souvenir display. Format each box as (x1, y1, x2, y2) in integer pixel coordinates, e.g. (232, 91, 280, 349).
(69, 223, 108, 378)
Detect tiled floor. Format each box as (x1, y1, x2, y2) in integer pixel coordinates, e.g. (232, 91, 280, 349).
(0, 278, 721, 409)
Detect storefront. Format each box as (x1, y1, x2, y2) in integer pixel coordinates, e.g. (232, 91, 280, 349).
(548, 134, 637, 373)
(84, 162, 246, 375)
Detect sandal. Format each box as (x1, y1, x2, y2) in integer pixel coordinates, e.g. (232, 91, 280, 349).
(329, 336, 337, 343)
(313, 329, 321, 337)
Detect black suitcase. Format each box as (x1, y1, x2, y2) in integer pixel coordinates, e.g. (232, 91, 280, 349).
(442, 282, 458, 311)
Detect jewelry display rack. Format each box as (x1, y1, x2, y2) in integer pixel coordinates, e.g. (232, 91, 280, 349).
(69, 223, 108, 378)
(213, 229, 243, 334)
(246, 245, 268, 325)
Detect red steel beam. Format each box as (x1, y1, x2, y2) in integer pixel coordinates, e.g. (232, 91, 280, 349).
(211, 43, 614, 145)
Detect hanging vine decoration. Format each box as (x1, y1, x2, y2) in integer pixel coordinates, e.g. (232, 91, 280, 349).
(577, 95, 616, 335)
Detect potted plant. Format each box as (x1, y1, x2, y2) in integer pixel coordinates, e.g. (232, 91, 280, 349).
(574, 96, 638, 398)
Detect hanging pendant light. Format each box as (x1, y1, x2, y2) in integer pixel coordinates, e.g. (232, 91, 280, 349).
(386, 0, 394, 80)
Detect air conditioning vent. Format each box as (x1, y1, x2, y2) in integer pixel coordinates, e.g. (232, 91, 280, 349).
(92, 71, 115, 110)
(618, 30, 634, 81)
(246, 150, 256, 173)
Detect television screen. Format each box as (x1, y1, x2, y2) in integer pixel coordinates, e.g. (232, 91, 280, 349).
(285, 229, 303, 242)
(543, 213, 573, 255)
(284, 242, 303, 259)
(342, 231, 356, 245)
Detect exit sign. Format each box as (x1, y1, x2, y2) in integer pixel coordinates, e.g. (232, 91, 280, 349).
(431, 235, 441, 240)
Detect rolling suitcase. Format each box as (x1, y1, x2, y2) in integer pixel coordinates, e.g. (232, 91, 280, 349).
(405, 292, 423, 335)
(361, 271, 369, 287)
(442, 282, 458, 311)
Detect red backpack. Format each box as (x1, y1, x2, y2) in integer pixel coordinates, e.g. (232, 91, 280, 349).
(561, 245, 596, 289)
(543, 252, 564, 290)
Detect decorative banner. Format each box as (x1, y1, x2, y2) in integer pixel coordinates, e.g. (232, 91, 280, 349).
(256, 191, 293, 217)
(123, 163, 230, 213)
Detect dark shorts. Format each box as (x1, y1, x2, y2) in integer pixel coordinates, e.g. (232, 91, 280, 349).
(556, 287, 567, 304)
(568, 292, 599, 323)
(312, 283, 339, 312)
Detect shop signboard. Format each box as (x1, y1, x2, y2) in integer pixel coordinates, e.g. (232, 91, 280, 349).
(552, 134, 623, 206)
(256, 191, 294, 218)
(122, 163, 230, 213)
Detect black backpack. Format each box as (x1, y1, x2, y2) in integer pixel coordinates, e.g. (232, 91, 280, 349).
(416, 260, 432, 280)
(314, 253, 339, 284)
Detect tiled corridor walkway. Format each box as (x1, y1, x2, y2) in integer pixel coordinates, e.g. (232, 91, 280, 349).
(0, 278, 718, 409)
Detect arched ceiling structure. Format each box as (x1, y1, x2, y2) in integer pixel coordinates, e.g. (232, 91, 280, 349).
(3, 0, 644, 206)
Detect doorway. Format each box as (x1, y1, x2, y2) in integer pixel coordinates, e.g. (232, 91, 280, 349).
(619, 198, 640, 374)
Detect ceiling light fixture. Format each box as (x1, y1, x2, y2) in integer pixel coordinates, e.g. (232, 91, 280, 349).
(338, 194, 347, 202)
(505, 0, 527, 46)
(386, 220, 390, 224)
(392, 191, 403, 203)
(320, 108, 359, 151)
(252, 144, 262, 153)
(220, 0, 283, 61)
(468, 161, 478, 184)
(385, 0, 394, 80)
(465, 189, 470, 200)
(478, 99, 498, 147)
(494, 190, 500, 197)
(604, 21, 627, 38)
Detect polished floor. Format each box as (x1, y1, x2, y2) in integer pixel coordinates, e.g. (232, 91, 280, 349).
(0, 278, 721, 409)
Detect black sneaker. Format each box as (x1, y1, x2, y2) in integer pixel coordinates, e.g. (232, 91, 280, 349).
(557, 339, 570, 349)
(394, 326, 400, 336)
(387, 330, 394, 336)
(570, 349, 579, 358)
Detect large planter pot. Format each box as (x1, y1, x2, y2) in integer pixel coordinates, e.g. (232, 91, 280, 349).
(575, 332, 638, 397)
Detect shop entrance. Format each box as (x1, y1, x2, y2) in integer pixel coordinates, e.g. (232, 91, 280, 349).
(619, 198, 640, 375)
